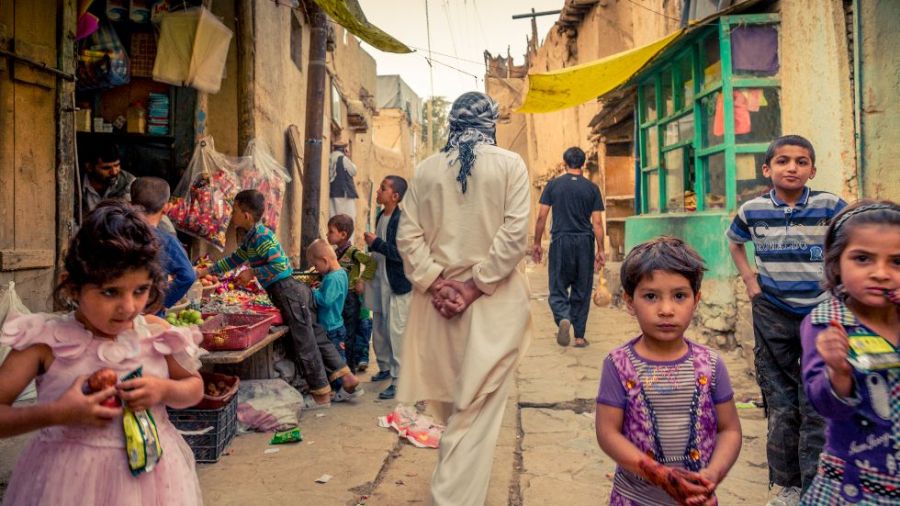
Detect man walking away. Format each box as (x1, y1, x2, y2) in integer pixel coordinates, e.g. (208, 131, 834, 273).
(532, 147, 606, 348)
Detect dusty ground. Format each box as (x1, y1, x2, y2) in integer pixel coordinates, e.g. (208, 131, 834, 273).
(0, 264, 774, 504)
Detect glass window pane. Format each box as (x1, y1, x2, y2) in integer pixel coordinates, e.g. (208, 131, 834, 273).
(701, 91, 723, 147)
(647, 171, 660, 213)
(705, 152, 726, 209)
(702, 35, 721, 90)
(679, 56, 694, 106)
(731, 25, 779, 77)
(736, 152, 772, 206)
(734, 88, 781, 144)
(664, 115, 694, 146)
(665, 149, 686, 213)
(661, 69, 674, 117)
(642, 83, 657, 123)
(643, 127, 659, 168)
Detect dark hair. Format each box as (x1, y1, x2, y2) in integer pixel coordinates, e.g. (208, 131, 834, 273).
(55, 201, 166, 312)
(327, 214, 354, 238)
(130, 177, 171, 214)
(823, 199, 900, 294)
(621, 236, 706, 297)
(384, 175, 408, 201)
(91, 143, 122, 164)
(764, 135, 816, 166)
(234, 189, 266, 222)
(563, 147, 586, 169)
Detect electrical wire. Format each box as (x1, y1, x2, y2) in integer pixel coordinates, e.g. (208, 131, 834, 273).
(407, 45, 486, 66)
(625, 0, 682, 22)
(422, 55, 482, 81)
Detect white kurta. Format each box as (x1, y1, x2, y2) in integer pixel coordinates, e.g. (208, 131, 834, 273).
(397, 144, 532, 505)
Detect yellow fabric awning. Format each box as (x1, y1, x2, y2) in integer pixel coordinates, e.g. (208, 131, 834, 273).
(312, 0, 412, 54)
(516, 29, 684, 114)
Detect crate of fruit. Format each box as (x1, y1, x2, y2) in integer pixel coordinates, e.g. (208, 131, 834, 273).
(194, 371, 240, 410)
(168, 393, 237, 463)
(199, 313, 275, 351)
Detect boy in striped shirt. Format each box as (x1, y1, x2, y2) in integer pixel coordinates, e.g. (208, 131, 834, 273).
(726, 135, 846, 506)
(197, 190, 359, 407)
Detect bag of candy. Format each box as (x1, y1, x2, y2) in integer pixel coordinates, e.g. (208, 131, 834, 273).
(167, 137, 245, 250)
(120, 367, 164, 476)
(239, 140, 292, 231)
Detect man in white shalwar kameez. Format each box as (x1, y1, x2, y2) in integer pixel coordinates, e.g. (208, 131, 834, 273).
(396, 92, 532, 506)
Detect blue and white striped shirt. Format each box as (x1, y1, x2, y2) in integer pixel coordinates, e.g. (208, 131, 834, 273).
(727, 187, 847, 314)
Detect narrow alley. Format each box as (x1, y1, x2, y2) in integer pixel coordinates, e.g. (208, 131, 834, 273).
(196, 263, 771, 505)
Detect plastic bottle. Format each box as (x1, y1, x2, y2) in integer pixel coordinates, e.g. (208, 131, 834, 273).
(187, 281, 203, 311)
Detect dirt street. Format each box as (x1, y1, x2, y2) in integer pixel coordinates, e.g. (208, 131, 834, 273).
(0, 263, 775, 504)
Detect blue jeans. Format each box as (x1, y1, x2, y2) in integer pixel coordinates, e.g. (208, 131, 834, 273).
(326, 325, 348, 362)
(354, 317, 373, 365)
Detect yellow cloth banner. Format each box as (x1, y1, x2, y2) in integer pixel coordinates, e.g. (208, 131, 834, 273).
(312, 0, 412, 54)
(516, 29, 684, 114)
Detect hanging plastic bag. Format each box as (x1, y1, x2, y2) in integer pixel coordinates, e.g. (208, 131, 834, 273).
(167, 137, 244, 251)
(0, 282, 37, 401)
(76, 20, 130, 91)
(153, 7, 232, 94)
(593, 269, 612, 307)
(239, 140, 292, 231)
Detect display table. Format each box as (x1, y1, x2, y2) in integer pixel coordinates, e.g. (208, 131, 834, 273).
(200, 326, 288, 379)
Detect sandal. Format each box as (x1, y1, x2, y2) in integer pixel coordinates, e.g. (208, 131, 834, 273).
(333, 386, 364, 403)
(573, 338, 590, 348)
(302, 395, 331, 410)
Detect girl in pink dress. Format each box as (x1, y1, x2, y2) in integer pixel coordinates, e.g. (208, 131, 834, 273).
(0, 201, 205, 505)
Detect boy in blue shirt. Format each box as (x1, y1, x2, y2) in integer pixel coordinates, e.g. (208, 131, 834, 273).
(130, 177, 195, 312)
(308, 239, 350, 361)
(726, 135, 846, 505)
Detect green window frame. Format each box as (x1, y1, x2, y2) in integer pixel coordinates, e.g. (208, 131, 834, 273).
(637, 14, 781, 215)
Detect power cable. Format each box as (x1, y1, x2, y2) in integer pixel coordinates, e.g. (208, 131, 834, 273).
(624, 0, 681, 22)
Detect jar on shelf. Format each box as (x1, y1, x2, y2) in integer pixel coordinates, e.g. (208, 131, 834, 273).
(126, 102, 146, 134)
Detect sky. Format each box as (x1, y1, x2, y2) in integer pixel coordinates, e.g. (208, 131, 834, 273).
(357, 0, 565, 101)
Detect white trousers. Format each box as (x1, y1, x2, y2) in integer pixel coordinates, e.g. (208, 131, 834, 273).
(371, 289, 410, 381)
(430, 375, 513, 506)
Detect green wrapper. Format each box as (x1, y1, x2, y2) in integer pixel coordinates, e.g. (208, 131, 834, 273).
(269, 427, 303, 444)
(121, 367, 163, 476)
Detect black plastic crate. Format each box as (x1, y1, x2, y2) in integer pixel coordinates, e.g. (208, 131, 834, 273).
(167, 394, 237, 463)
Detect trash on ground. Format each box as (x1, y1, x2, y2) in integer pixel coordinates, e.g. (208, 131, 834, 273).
(315, 474, 333, 484)
(377, 404, 444, 449)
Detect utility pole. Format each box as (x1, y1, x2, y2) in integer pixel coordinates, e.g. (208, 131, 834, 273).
(300, 2, 328, 268)
(424, 0, 435, 154)
(511, 8, 561, 53)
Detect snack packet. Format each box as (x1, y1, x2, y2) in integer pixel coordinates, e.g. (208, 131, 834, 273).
(847, 332, 900, 371)
(121, 367, 163, 476)
(269, 427, 303, 444)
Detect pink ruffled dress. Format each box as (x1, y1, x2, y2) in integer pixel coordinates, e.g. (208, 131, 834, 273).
(0, 313, 205, 506)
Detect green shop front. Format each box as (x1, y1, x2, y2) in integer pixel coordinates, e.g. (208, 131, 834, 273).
(626, 14, 781, 280)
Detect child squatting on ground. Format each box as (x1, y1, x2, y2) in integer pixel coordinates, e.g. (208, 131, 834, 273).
(326, 214, 376, 373)
(727, 134, 847, 505)
(196, 189, 359, 407)
(0, 201, 205, 505)
(596, 237, 742, 506)
(798, 200, 900, 505)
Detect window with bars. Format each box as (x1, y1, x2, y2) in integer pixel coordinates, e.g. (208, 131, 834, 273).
(637, 15, 781, 215)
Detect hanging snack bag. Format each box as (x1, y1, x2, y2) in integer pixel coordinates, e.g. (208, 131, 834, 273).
(239, 140, 292, 231)
(121, 367, 163, 476)
(167, 137, 243, 250)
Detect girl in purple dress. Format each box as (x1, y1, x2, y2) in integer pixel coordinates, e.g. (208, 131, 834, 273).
(0, 201, 205, 505)
(800, 201, 900, 505)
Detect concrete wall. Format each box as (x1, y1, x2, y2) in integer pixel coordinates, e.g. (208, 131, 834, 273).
(780, 0, 857, 199)
(859, 0, 900, 200)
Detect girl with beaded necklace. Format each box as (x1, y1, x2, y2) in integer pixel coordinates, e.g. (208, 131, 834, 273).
(596, 237, 742, 505)
(799, 200, 900, 505)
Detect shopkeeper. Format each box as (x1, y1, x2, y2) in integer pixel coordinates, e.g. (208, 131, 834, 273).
(79, 143, 135, 218)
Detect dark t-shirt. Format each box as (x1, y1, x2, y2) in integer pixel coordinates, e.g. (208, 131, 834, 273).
(539, 173, 604, 235)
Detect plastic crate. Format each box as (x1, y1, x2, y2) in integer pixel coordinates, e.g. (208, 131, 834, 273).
(168, 394, 237, 463)
(199, 313, 275, 351)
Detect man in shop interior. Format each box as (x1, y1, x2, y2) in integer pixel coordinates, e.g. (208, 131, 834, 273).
(79, 143, 135, 220)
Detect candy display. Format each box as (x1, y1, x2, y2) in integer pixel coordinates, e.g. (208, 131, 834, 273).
(240, 140, 291, 231)
(168, 138, 242, 251)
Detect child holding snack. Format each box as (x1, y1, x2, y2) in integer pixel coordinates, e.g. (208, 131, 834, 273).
(308, 239, 350, 362)
(799, 201, 900, 505)
(596, 237, 742, 505)
(0, 201, 204, 505)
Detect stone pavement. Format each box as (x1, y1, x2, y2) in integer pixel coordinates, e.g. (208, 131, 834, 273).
(0, 263, 774, 504)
